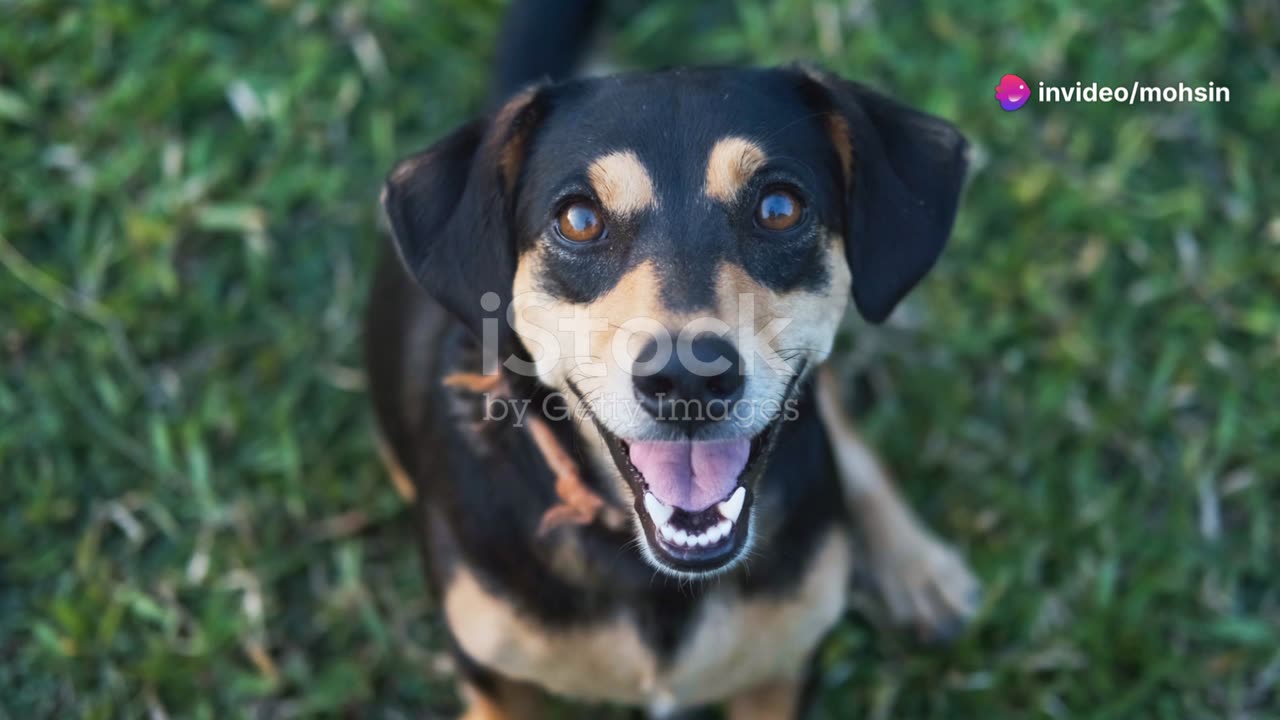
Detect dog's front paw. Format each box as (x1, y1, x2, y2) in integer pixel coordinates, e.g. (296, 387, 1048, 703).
(870, 529, 981, 644)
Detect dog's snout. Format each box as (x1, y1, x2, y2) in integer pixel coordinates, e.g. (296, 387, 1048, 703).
(633, 334, 743, 424)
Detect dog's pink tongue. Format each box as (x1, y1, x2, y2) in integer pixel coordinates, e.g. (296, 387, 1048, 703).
(628, 440, 750, 512)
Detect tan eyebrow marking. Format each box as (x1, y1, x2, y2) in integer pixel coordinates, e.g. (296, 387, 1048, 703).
(704, 136, 768, 202)
(587, 150, 657, 217)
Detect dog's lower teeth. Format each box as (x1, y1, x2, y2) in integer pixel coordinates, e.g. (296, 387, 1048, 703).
(657, 517, 735, 549)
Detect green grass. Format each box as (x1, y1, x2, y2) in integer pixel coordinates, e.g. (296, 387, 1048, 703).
(2, 0, 1278, 717)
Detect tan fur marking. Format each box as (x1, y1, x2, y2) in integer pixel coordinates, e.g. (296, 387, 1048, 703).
(459, 679, 545, 720)
(580, 260, 667, 358)
(826, 114, 854, 187)
(587, 151, 657, 217)
(494, 86, 542, 195)
(458, 686, 507, 720)
(713, 237, 851, 367)
(388, 85, 540, 198)
(511, 254, 677, 458)
(726, 678, 805, 720)
(705, 136, 768, 202)
(443, 529, 850, 709)
(444, 565, 659, 704)
(389, 153, 429, 186)
(512, 256, 668, 366)
(796, 67, 854, 187)
(662, 529, 851, 706)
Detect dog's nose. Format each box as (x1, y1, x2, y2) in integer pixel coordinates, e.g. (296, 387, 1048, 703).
(633, 334, 744, 424)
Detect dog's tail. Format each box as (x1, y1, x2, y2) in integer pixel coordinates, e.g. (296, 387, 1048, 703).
(491, 0, 602, 102)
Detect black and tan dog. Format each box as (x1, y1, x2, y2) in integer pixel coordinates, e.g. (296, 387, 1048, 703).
(365, 3, 979, 717)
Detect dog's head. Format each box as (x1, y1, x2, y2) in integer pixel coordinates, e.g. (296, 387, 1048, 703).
(383, 67, 967, 577)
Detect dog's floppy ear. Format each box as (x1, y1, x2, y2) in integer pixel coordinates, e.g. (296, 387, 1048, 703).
(381, 87, 546, 334)
(799, 68, 969, 323)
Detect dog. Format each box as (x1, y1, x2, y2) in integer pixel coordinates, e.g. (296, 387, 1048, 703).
(365, 2, 979, 716)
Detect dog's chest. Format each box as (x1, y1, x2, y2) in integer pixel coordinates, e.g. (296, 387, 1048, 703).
(443, 529, 851, 708)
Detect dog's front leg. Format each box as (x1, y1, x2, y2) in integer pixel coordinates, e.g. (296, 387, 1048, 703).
(815, 367, 982, 643)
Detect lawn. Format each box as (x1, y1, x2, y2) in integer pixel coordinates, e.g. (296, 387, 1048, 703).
(2, 0, 1278, 717)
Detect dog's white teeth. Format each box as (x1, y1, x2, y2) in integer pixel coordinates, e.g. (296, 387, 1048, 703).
(717, 487, 746, 523)
(707, 521, 728, 544)
(653, 493, 741, 548)
(643, 493, 674, 525)
(716, 519, 732, 539)
(656, 522, 735, 548)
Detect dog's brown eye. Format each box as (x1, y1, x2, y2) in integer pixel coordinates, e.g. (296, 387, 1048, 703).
(757, 189, 802, 231)
(556, 200, 605, 243)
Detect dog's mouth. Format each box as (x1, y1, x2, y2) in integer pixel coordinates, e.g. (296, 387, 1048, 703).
(600, 426, 780, 573)
(575, 370, 804, 575)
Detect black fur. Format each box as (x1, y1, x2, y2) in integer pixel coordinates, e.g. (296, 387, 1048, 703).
(799, 69, 971, 323)
(380, 91, 547, 349)
(492, 0, 601, 102)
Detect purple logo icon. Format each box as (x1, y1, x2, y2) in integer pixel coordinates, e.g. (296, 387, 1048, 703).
(995, 74, 1030, 112)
